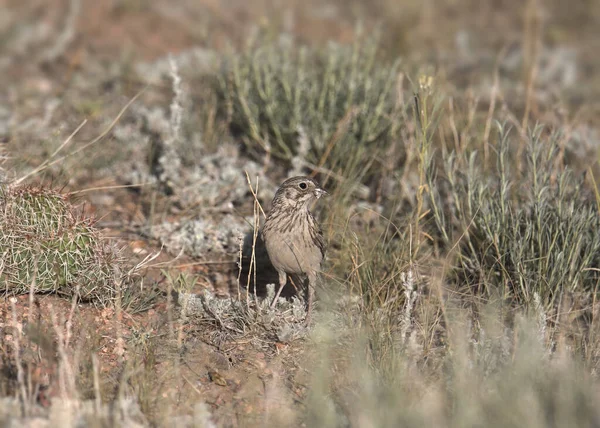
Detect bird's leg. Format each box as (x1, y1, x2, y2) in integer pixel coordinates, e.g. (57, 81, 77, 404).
(270, 270, 288, 309)
(305, 273, 316, 325)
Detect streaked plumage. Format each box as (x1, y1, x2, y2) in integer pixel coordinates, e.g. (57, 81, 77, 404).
(261, 176, 327, 323)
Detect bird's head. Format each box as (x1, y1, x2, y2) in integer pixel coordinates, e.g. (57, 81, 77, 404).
(272, 176, 328, 209)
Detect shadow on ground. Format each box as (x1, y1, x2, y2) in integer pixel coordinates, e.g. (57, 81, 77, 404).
(238, 231, 307, 300)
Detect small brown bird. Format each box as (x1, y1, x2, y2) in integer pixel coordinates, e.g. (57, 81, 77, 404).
(261, 176, 327, 323)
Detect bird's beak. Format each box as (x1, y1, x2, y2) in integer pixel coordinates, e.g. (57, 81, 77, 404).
(314, 188, 328, 199)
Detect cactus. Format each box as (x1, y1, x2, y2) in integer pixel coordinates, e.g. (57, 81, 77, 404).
(0, 185, 121, 305)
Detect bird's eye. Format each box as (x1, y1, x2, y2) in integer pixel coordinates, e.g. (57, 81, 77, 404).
(298, 182, 307, 190)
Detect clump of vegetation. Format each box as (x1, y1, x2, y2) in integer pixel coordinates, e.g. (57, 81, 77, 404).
(428, 125, 600, 306)
(216, 34, 405, 184)
(0, 185, 123, 305)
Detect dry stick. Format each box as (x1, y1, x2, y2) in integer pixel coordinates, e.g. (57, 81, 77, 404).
(127, 247, 163, 278)
(303, 161, 347, 183)
(132, 247, 191, 272)
(14, 119, 87, 185)
(69, 182, 155, 195)
(245, 171, 266, 310)
(245, 170, 266, 218)
(177, 294, 187, 356)
(253, 177, 260, 306)
(0, 252, 5, 290)
(14, 88, 146, 186)
(237, 234, 244, 302)
(413, 93, 430, 255)
(182, 373, 204, 396)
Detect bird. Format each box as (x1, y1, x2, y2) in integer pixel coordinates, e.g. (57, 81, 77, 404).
(261, 176, 327, 323)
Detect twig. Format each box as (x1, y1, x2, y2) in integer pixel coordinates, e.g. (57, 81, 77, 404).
(69, 182, 155, 195)
(14, 88, 147, 186)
